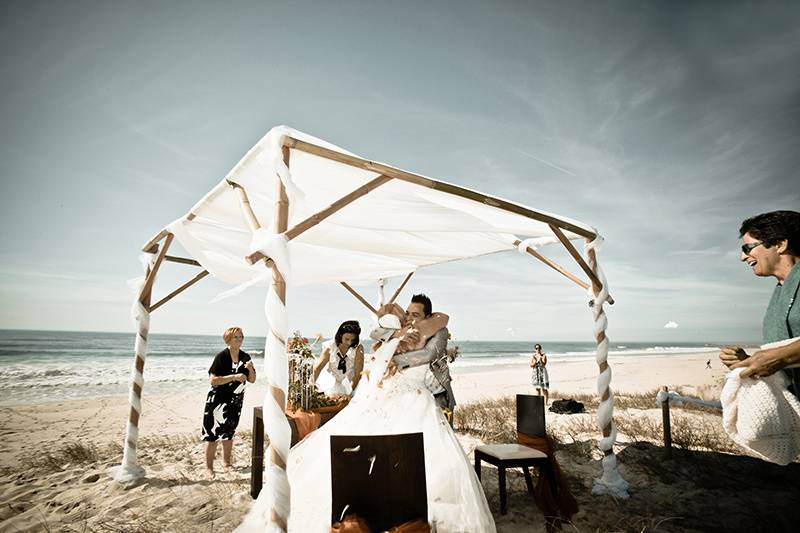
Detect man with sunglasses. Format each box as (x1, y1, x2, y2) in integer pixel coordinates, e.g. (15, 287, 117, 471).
(720, 210, 800, 398)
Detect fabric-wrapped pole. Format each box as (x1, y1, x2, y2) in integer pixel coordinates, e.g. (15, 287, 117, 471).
(585, 236, 629, 498)
(111, 241, 167, 484)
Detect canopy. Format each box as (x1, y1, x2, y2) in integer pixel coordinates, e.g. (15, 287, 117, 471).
(115, 127, 628, 528)
(162, 126, 598, 288)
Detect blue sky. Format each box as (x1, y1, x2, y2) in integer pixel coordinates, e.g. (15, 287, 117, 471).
(1, 0, 798, 342)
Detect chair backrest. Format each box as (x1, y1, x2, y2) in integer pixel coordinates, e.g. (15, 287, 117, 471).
(516, 394, 546, 437)
(330, 432, 427, 531)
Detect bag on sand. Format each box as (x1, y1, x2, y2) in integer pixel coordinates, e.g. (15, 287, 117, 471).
(548, 399, 585, 414)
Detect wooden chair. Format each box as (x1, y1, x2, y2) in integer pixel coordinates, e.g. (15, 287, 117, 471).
(473, 394, 552, 514)
(330, 433, 427, 531)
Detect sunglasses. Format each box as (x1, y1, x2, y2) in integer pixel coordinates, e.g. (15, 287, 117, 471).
(741, 241, 763, 255)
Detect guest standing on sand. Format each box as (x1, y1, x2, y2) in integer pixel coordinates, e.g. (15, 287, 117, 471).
(719, 211, 800, 397)
(201, 326, 256, 479)
(531, 343, 550, 404)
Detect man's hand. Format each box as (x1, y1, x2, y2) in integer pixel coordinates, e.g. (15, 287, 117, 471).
(731, 349, 786, 379)
(245, 360, 255, 372)
(383, 360, 399, 380)
(719, 346, 748, 368)
(403, 328, 420, 346)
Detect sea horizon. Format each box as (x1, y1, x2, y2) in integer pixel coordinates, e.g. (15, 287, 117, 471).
(0, 329, 751, 406)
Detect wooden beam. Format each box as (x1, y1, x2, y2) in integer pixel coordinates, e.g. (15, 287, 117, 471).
(139, 233, 174, 309)
(513, 239, 614, 305)
(548, 225, 614, 304)
(388, 271, 414, 305)
(164, 255, 202, 267)
(285, 174, 393, 241)
(228, 179, 262, 232)
(340, 281, 378, 315)
(142, 229, 169, 254)
(284, 136, 597, 240)
(149, 270, 210, 312)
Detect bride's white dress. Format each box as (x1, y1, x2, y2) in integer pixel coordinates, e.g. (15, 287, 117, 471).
(238, 338, 496, 533)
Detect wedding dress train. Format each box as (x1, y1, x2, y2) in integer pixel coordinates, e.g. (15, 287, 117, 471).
(238, 338, 496, 532)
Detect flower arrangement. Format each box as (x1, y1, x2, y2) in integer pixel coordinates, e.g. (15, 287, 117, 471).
(287, 331, 339, 410)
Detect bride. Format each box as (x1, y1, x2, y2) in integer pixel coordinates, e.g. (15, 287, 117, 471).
(238, 332, 496, 532)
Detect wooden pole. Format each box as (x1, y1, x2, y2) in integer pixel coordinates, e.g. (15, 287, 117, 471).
(228, 179, 262, 233)
(246, 174, 394, 265)
(285, 175, 392, 240)
(388, 271, 414, 305)
(284, 136, 597, 241)
(139, 233, 174, 309)
(149, 270, 210, 312)
(549, 225, 614, 304)
(164, 255, 202, 267)
(267, 145, 291, 531)
(340, 282, 379, 315)
(513, 239, 615, 305)
(662, 386, 672, 458)
(142, 229, 169, 254)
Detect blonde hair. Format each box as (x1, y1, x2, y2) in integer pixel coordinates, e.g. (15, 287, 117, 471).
(223, 326, 244, 345)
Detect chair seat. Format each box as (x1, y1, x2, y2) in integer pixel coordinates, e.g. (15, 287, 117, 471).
(475, 443, 547, 461)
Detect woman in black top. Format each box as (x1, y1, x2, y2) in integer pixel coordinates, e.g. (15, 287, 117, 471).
(202, 326, 256, 478)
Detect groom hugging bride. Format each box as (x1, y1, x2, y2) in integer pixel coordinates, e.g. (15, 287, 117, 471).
(238, 293, 496, 533)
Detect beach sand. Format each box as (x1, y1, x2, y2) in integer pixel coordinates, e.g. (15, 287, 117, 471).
(2, 351, 798, 532)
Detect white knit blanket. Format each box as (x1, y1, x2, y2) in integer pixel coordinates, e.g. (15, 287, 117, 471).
(721, 338, 800, 465)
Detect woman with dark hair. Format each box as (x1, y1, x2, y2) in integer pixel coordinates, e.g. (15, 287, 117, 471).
(720, 210, 800, 396)
(202, 326, 256, 479)
(530, 343, 550, 404)
(313, 320, 365, 396)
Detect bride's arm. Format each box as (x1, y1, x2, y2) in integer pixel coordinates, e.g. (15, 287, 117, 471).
(392, 328, 449, 370)
(350, 345, 365, 390)
(313, 347, 331, 383)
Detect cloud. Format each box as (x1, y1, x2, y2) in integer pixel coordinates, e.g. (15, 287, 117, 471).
(664, 321, 679, 329)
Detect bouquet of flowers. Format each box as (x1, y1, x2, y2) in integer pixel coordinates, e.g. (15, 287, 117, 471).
(287, 331, 340, 410)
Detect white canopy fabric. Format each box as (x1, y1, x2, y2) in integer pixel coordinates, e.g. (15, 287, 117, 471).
(116, 127, 628, 528)
(164, 126, 598, 288)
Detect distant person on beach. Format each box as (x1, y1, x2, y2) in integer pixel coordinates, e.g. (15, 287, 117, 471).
(719, 210, 800, 397)
(312, 320, 365, 396)
(530, 343, 550, 404)
(706, 359, 712, 369)
(201, 326, 256, 479)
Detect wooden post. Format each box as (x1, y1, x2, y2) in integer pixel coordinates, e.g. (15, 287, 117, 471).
(662, 386, 672, 458)
(388, 271, 414, 305)
(549, 225, 614, 304)
(266, 145, 291, 531)
(340, 282, 379, 315)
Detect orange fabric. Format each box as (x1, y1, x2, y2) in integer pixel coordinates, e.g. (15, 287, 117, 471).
(286, 409, 321, 440)
(386, 519, 431, 532)
(330, 514, 372, 533)
(516, 432, 579, 531)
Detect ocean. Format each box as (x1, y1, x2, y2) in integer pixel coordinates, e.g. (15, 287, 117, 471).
(0, 329, 725, 406)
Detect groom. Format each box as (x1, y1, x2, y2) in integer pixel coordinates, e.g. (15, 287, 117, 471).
(372, 293, 456, 413)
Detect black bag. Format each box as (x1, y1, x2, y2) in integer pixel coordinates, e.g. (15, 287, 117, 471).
(548, 399, 585, 414)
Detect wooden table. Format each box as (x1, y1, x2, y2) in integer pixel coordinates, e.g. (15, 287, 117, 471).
(250, 405, 343, 498)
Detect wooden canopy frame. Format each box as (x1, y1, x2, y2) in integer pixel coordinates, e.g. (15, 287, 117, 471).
(122, 134, 623, 517)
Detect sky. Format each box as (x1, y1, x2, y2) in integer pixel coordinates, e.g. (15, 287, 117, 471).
(1, 0, 798, 343)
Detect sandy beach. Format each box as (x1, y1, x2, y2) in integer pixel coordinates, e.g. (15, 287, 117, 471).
(7, 350, 793, 532)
